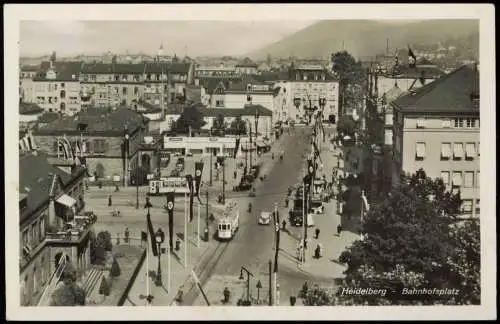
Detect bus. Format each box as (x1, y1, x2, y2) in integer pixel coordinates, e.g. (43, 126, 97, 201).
(148, 177, 192, 195)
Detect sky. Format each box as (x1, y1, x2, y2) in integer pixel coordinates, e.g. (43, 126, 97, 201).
(19, 20, 318, 57)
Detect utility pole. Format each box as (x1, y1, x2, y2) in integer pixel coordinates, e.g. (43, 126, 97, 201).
(268, 260, 272, 306)
(209, 148, 213, 186)
(272, 203, 280, 306)
(205, 191, 209, 241)
(222, 146, 226, 205)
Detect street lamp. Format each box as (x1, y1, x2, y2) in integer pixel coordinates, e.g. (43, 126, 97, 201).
(124, 129, 130, 189)
(254, 110, 260, 163)
(239, 266, 254, 304)
(154, 228, 165, 287)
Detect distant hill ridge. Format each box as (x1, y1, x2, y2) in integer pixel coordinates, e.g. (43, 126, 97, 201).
(248, 19, 479, 60)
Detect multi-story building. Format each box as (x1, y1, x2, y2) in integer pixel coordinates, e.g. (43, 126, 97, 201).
(32, 108, 150, 187)
(392, 64, 480, 217)
(235, 57, 258, 75)
(27, 60, 83, 115)
(19, 152, 91, 306)
(285, 63, 339, 123)
(195, 63, 238, 78)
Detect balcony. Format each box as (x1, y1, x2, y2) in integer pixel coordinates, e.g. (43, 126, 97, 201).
(45, 212, 97, 244)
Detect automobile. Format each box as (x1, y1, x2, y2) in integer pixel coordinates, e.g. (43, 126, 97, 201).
(258, 211, 272, 225)
(186, 152, 193, 157)
(310, 201, 324, 214)
(174, 152, 181, 157)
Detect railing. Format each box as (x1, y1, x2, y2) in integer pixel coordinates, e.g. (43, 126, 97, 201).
(37, 252, 68, 306)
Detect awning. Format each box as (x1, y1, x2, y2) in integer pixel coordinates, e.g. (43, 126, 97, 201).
(453, 143, 464, 158)
(441, 143, 451, 158)
(56, 194, 77, 208)
(416, 143, 426, 158)
(465, 143, 476, 158)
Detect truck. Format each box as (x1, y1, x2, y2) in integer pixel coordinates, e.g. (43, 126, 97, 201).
(217, 201, 240, 241)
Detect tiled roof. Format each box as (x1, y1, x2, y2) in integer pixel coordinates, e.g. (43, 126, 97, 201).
(198, 104, 272, 118)
(21, 65, 40, 72)
(198, 77, 241, 95)
(37, 112, 61, 124)
(252, 71, 290, 82)
(33, 61, 83, 81)
(236, 57, 258, 68)
(80, 62, 191, 74)
(20, 103, 44, 115)
(19, 152, 83, 224)
(392, 64, 479, 114)
(113, 63, 146, 74)
(389, 64, 445, 79)
(34, 108, 149, 136)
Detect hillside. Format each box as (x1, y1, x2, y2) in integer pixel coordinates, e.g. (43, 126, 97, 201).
(248, 20, 479, 60)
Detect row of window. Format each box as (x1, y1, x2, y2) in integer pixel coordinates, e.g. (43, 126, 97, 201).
(462, 199, 480, 215)
(54, 139, 109, 155)
(415, 142, 480, 160)
(82, 73, 187, 82)
(413, 118, 480, 129)
(34, 83, 66, 92)
(22, 214, 46, 251)
(21, 257, 48, 305)
(440, 170, 480, 188)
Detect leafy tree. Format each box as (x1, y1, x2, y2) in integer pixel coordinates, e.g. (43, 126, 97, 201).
(331, 51, 367, 116)
(96, 230, 113, 252)
(111, 55, 117, 64)
(213, 113, 226, 132)
(50, 263, 86, 306)
(99, 277, 111, 296)
(175, 105, 207, 133)
(50, 51, 57, 63)
(229, 116, 247, 135)
(338, 169, 465, 305)
(110, 258, 121, 277)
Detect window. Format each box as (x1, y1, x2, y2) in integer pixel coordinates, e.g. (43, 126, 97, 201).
(31, 222, 38, 245)
(33, 267, 38, 294)
(215, 100, 224, 108)
(134, 87, 139, 95)
(415, 142, 426, 160)
(465, 143, 476, 159)
(462, 200, 473, 213)
(61, 82, 65, 88)
(454, 118, 464, 128)
(48, 97, 53, 104)
(441, 143, 451, 160)
(123, 87, 127, 95)
(452, 171, 462, 187)
(22, 229, 29, 248)
(475, 199, 480, 215)
(466, 118, 474, 128)
(39, 215, 46, 240)
(476, 171, 480, 187)
(442, 119, 452, 128)
(416, 119, 426, 128)
(464, 171, 474, 188)
(122, 75, 128, 81)
(60, 90, 66, 99)
(477, 142, 480, 156)
(40, 257, 46, 284)
(93, 139, 106, 154)
(440, 171, 450, 185)
(453, 143, 464, 159)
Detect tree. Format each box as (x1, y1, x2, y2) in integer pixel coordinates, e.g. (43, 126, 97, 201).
(338, 169, 465, 305)
(99, 277, 111, 297)
(50, 263, 86, 306)
(331, 51, 367, 116)
(96, 230, 113, 252)
(211, 113, 226, 136)
(175, 105, 206, 134)
(111, 55, 117, 64)
(110, 258, 121, 277)
(229, 116, 247, 135)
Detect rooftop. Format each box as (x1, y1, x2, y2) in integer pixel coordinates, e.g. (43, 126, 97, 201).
(392, 64, 479, 114)
(33, 61, 83, 82)
(19, 152, 85, 224)
(34, 108, 149, 136)
(199, 104, 273, 118)
(390, 64, 445, 79)
(80, 62, 192, 74)
(236, 57, 258, 68)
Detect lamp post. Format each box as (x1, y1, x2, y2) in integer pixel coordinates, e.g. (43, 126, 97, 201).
(319, 97, 326, 142)
(123, 129, 130, 189)
(254, 110, 260, 165)
(247, 120, 253, 170)
(239, 266, 254, 304)
(293, 98, 301, 123)
(154, 228, 165, 287)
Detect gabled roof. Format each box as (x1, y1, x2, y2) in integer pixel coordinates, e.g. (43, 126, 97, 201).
(198, 104, 272, 118)
(33, 61, 83, 81)
(19, 152, 82, 224)
(236, 57, 258, 68)
(34, 108, 149, 136)
(198, 77, 241, 95)
(392, 64, 479, 114)
(20, 103, 44, 115)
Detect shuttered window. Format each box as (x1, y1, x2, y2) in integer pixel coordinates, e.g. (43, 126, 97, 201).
(452, 171, 462, 187)
(453, 143, 464, 159)
(441, 143, 451, 159)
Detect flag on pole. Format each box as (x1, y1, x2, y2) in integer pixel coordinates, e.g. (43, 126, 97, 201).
(146, 210, 159, 257)
(312, 141, 322, 163)
(185, 174, 195, 222)
(194, 161, 204, 198)
(234, 136, 240, 159)
(166, 191, 175, 250)
(408, 45, 417, 68)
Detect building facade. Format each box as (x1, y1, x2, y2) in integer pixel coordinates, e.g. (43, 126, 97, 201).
(32, 108, 150, 186)
(392, 64, 480, 217)
(19, 152, 90, 306)
(235, 57, 258, 75)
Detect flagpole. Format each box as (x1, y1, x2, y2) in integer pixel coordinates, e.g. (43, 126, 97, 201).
(167, 240, 171, 292)
(197, 193, 201, 248)
(184, 190, 188, 268)
(146, 235, 150, 307)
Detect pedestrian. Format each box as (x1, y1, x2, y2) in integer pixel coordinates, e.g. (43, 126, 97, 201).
(337, 224, 342, 235)
(124, 227, 130, 243)
(108, 195, 112, 207)
(233, 170, 237, 179)
(315, 227, 320, 239)
(115, 184, 120, 192)
(282, 219, 287, 231)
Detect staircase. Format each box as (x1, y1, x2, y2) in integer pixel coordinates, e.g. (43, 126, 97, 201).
(37, 252, 68, 306)
(83, 267, 104, 297)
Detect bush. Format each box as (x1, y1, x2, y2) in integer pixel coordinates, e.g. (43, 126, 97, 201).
(50, 282, 86, 306)
(99, 277, 110, 296)
(110, 258, 121, 277)
(96, 231, 113, 252)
